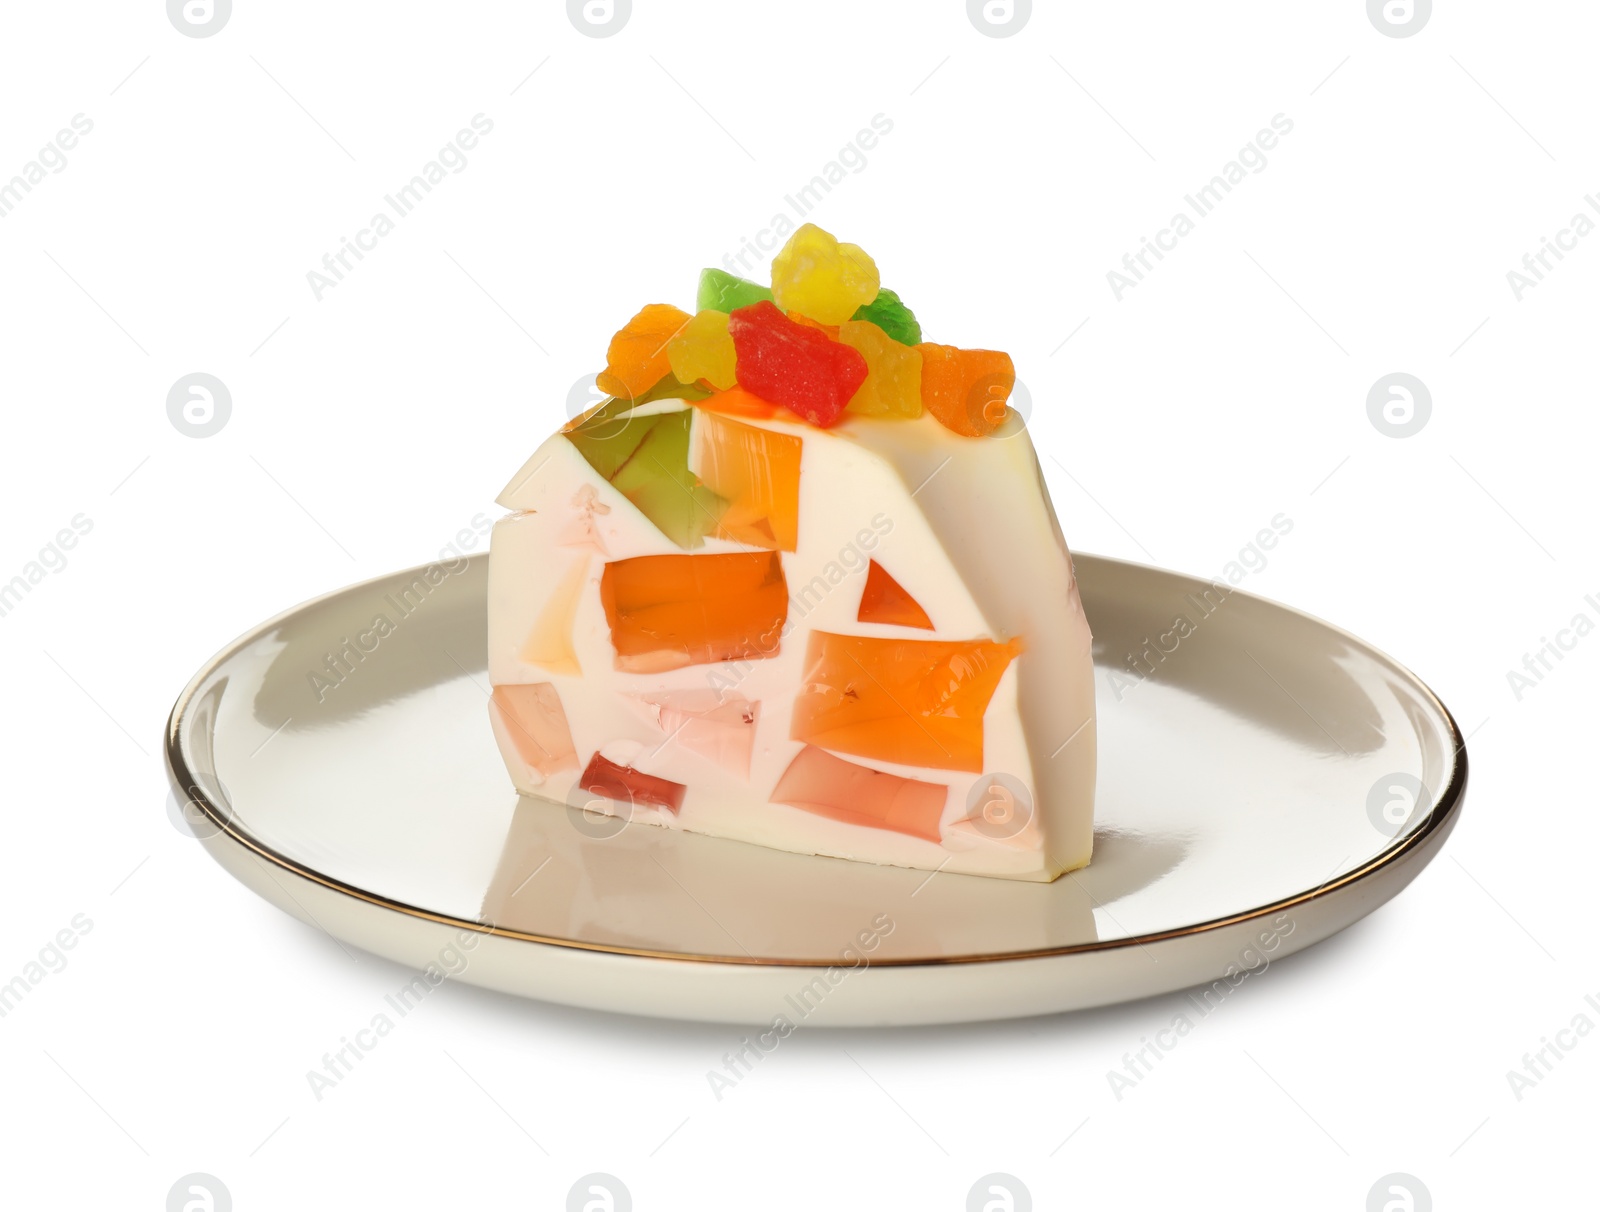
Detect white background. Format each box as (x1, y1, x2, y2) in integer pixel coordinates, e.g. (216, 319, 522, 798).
(1, 1, 1594, 1208)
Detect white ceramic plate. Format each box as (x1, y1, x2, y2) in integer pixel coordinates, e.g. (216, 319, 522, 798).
(165, 553, 1465, 1026)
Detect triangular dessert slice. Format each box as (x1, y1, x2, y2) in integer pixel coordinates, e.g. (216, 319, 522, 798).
(487, 224, 1095, 881)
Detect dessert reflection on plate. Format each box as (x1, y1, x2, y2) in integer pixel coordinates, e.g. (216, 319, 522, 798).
(479, 794, 1101, 964)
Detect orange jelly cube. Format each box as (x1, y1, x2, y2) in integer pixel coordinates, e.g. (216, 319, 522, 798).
(692, 411, 802, 552)
(691, 386, 781, 421)
(596, 303, 693, 400)
(790, 631, 1022, 772)
(488, 683, 579, 780)
(599, 551, 789, 673)
(771, 746, 948, 842)
(637, 689, 760, 778)
(916, 344, 1015, 437)
(579, 752, 687, 814)
(857, 559, 934, 630)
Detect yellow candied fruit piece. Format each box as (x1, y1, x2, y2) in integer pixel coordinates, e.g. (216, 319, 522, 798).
(666, 309, 738, 391)
(770, 224, 880, 326)
(838, 320, 923, 419)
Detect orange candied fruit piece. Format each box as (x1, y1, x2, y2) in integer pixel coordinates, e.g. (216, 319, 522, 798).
(915, 344, 1015, 437)
(790, 631, 1022, 772)
(599, 550, 789, 673)
(596, 303, 693, 400)
(857, 559, 933, 630)
(692, 411, 802, 552)
(771, 746, 948, 842)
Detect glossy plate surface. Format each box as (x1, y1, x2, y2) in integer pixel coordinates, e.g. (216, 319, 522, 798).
(165, 553, 1464, 1026)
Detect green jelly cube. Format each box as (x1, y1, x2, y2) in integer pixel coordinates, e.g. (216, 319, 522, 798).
(696, 268, 774, 315)
(609, 409, 727, 549)
(565, 398, 663, 482)
(852, 287, 922, 346)
(564, 375, 715, 482)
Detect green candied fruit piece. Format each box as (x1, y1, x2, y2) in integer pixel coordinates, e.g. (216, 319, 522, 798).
(851, 287, 922, 346)
(609, 408, 727, 549)
(697, 268, 774, 315)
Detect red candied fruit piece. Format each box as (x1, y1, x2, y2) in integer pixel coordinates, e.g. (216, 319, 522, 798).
(727, 300, 867, 428)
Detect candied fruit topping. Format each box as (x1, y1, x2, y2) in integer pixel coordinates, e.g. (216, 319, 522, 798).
(578, 227, 1020, 441)
(771, 746, 947, 842)
(589, 228, 1015, 437)
(790, 631, 1022, 772)
(638, 689, 760, 778)
(770, 223, 880, 325)
(666, 309, 738, 392)
(579, 752, 687, 814)
(728, 300, 867, 428)
(857, 559, 934, 630)
(596, 304, 692, 400)
(696, 267, 774, 314)
(691, 411, 802, 552)
(851, 287, 922, 346)
(838, 320, 923, 419)
(600, 550, 788, 673)
(916, 344, 1015, 438)
(489, 683, 579, 781)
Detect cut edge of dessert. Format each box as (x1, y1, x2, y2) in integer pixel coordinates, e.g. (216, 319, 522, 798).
(487, 223, 1096, 882)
